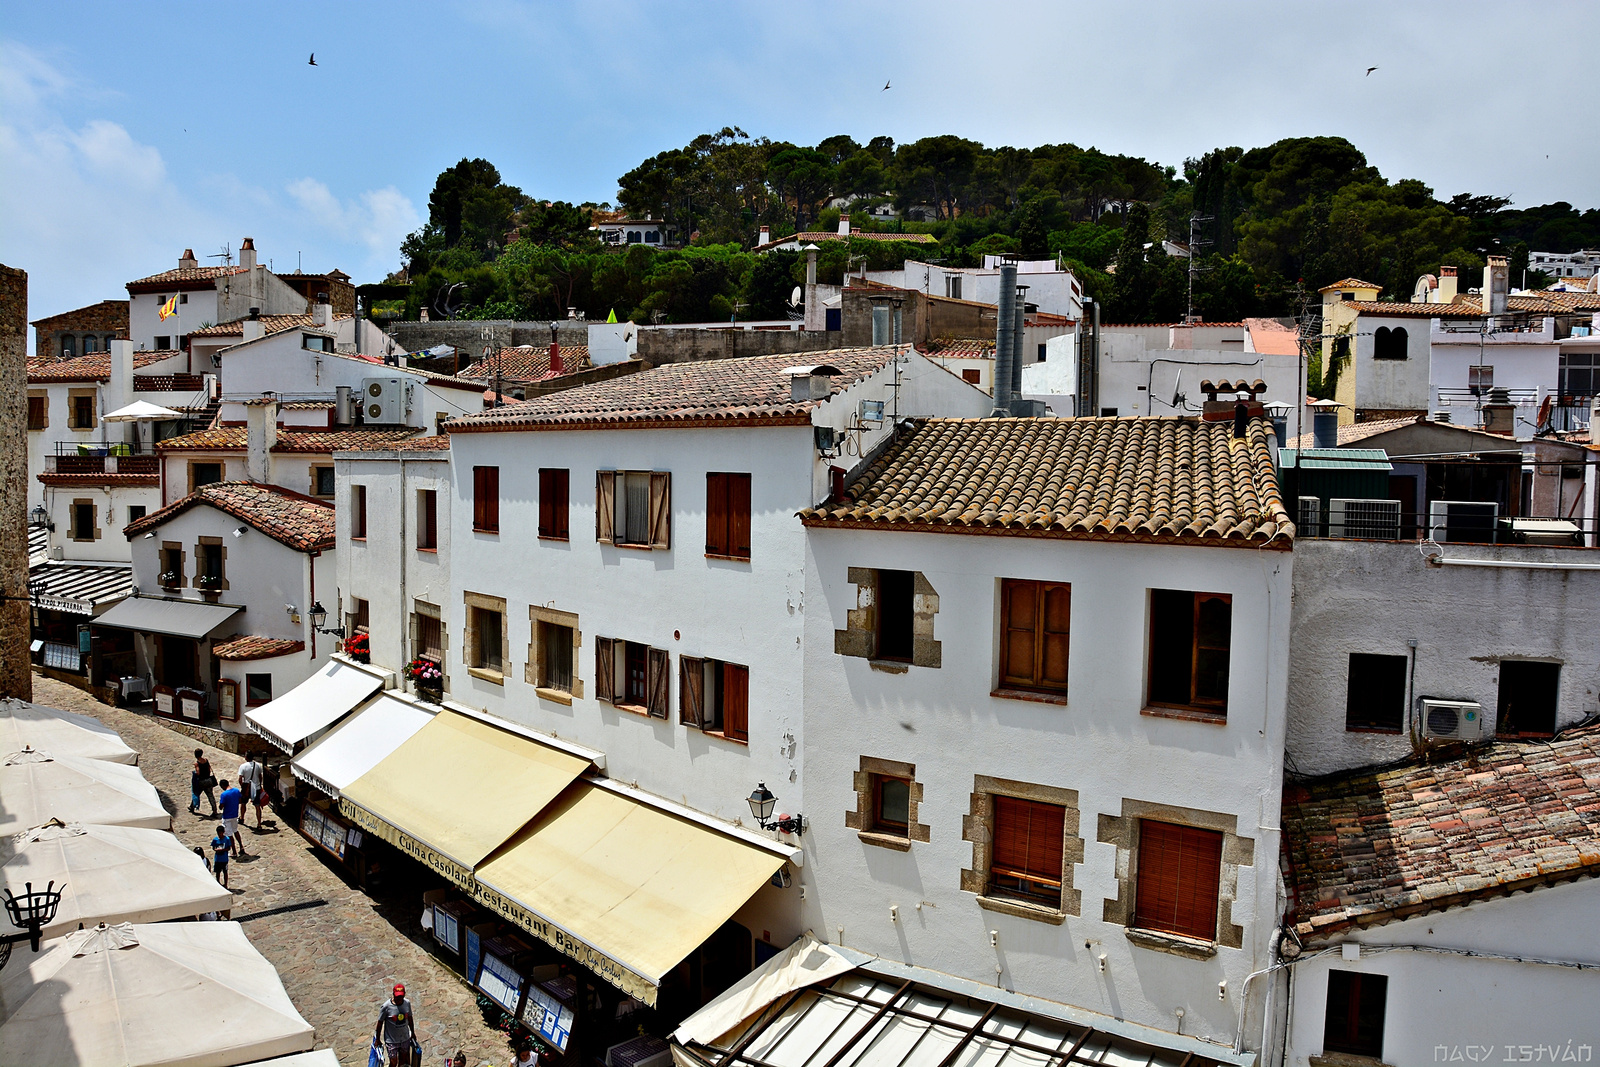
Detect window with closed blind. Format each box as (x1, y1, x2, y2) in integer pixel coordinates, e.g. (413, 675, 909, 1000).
(705, 472, 751, 559)
(538, 468, 569, 540)
(1133, 820, 1223, 941)
(678, 656, 749, 743)
(997, 579, 1070, 698)
(473, 466, 500, 532)
(988, 796, 1066, 908)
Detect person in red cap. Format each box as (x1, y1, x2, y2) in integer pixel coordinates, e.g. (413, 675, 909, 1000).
(373, 982, 419, 1066)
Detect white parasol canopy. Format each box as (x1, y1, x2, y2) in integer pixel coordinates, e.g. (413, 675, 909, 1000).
(0, 922, 315, 1067)
(0, 698, 139, 764)
(101, 400, 184, 422)
(0, 748, 169, 838)
(2, 821, 233, 938)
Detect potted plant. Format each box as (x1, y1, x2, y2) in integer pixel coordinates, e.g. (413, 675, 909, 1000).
(159, 570, 179, 589)
(403, 657, 443, 697)
(342, 632, 369, 663)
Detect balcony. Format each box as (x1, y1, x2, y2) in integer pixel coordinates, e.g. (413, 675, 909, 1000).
(134, 373, 206, 393)
(44, 441, 158, 476)
(1295, 499, 1592, 547)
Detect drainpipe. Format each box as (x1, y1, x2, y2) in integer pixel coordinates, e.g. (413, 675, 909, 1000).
(307, 550, 318, 660)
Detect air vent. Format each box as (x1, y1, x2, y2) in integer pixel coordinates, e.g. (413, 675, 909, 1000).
(1330, 498, 1401, 539)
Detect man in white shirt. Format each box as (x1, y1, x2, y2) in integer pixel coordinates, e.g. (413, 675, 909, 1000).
(236, 757, 264, 829)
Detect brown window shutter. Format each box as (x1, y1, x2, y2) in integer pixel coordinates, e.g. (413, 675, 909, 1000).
(538, 469, 555, 537)
(705, 472, 728, 555)
(647, 647, 670, 718)
(679, 656, 705, 726)
(1038, 583, 1071, 691)
(1133, 820, 1223, 941)
(729, 474, 751, 559)
(723, 662, 749, 741)
(991, 795, 1064, 884)
(485, 467, 499, 531)
(649, 472, 671, 549)
(595, 636, 615, 703)
(596, 471, 615, 543)
(999, 580, 1039, 689)
(554, 468, 569, 539)
(472, 468, 484, 529)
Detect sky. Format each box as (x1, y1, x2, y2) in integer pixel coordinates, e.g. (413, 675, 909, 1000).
(3, 0, 1596, 347)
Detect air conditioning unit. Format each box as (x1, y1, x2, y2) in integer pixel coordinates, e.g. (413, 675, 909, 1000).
(1330, 498, 1401, 539)
(361, 377, 408, 424)
(1297, 496, 1321, 537)
(1429, 500, 1498, 544)
(1420, 698, 1484, 741)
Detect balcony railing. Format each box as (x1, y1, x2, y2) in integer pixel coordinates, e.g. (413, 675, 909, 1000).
(1296, 502, 1593, 546)
(133, 374, 205, 392)
(45, 441, 158, 476)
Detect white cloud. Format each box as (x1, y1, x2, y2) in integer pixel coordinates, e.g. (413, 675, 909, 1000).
(286, 177, 420, 271)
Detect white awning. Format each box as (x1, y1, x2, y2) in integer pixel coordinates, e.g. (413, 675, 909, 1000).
(27, 561, 132, 616)
(0, 698, 138, 765)
(245, 658, 388, 753)
(92, 595, 240, 639)
(291, 692, 435, 798)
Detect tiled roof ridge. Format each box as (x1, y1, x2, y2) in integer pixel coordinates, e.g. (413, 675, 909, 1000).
(157, 426, 425, 453)
(123, 480, 335, 551)
(212, 634, 307, 661)
(26, 350, 180, 382)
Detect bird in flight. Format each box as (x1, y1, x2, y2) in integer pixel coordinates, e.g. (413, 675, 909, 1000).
(1365, 66, 1377, 76)
(308, 53, 317, 66)
(883, 79, 891, 91)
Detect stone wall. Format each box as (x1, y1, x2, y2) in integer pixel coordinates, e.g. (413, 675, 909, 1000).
(32, 298, 129, 360)
(841, 286, 998, 349)
(0, 264, 30, 700)
(636, 327, 842, 365)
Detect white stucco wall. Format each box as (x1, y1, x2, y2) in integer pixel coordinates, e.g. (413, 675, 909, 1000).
(1348, 314, 1433, 413)
(1287, 539, 1600, 777)
(801, 527, 1293, 1050)
(1430, 335, 1558, 426)
(1284, 878, 1600, 1066)
(129, 289, 221, 352)
(864, 260, 1083, 319)
(219, 341, 484, 428)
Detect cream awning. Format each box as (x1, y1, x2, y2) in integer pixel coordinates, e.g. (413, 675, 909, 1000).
(291, 692, 435, 798)
(245, 657, 387, 753)
(0, 749, 168, 835)
(473, 781, 787, 1005)
(339, 710, 591, 888)
(0, 698, 138, 764)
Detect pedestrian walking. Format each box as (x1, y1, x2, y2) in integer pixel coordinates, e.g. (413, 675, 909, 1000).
(219, 779, 246, 858)
(236, 756, 256, 814)
(191, 749, 217, 816)
(193, 844, 211, 873)
(373, 982, 421, 1067)
(242, 755, 268, 829)
(210, 825, 231, 887)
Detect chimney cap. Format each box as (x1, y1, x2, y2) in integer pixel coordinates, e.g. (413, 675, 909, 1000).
(315, 291, 329, 303)
(241, 236, 256, 250)
(248, 307, 261, 319)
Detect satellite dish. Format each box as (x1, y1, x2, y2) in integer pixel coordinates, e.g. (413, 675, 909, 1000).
(789, 286, 803, 308)
(1171, 370, 1186, 409)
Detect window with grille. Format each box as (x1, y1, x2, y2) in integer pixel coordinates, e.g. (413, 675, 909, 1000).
(538, 468, 569, 540)
(998, 579, 1070, 697)
(1148, 590, 1232, 715)
(1323, 971, 1387, 1058)
(1133, 820, 1222, 941)
(988, 796, 1065, 908)
(313, 466, 335, 496)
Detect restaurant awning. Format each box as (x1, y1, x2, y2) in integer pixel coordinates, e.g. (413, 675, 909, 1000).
(245, 657, 388, 753)
(26, 560, 132, 616)
(473, 780, 788, 1005)
(92, 595, 240, 639)
(291, 692, 435, 798)
(338, 710, 593, 888)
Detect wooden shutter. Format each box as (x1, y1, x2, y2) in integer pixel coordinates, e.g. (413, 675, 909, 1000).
(596, 471, 615, 543)
(1038, 583, 1070, 691)
(649, 472, 671, 548)
(647, 647, 670, 719)
(472, 467, 498, 531)
(999, 580, 1038, 689)
(705, 473, 729, 555)
(595, 636, 615, 703)
(729, 473, 751, 559)
(553, 468, 569, 539)
(679, 656, 705, 727)
(1133, 820, 1223, 941)
(539, 469, 556, 538)
(991, 796, 1064, 885)
(723, 662, 749, 742)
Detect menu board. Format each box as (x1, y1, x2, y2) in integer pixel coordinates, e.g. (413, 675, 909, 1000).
(520, 981, 575, 1052)
(432, 903, 462, 952)
(301, 806, 347, 860)
(477, 949, 523, 1013)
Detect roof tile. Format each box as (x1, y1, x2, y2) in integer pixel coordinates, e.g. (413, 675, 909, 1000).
(459, 345, 591, 383)
(158, 426, 426, 453)
(124, 481, 336, 551)
(27, 350, 180, 383)
(212, 634, 306, 661)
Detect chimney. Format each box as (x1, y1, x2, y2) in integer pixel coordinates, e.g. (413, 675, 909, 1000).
(241, 307, 263, 342)
(312, 291, 332, 328)
(788, 367, 833, 402)
(1438, 265, 1458, 304)
(838, 213, 851, 237)
(550, 324, 563, 375)
(245, 398, 278, 483)
(179, 248, 199, 269)
(1482, 387, 1516, 435)
(803, 244, 823, 331)
(1170, 324, 1194, 350)
(238, 237, 257, 270)
(992, 262, 1018, 416)
(1309, 400, 1342, 449)
(758, 225, 770, 246)
(108, 339, 135, 417)
(1484, 255, 1509, 315)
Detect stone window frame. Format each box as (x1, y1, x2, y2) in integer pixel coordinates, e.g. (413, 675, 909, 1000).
(69, 498, 101, 542)
(409, 600, 448, 695)
(1097, 798, 1254, 959)
(67, 388, 97, 430)
(160, 541, 187, 588)
(27, 391, 48, 431)
(194, 535, 228, 592)
(961, 775, 1082, 924)
(309, 464, 336, 498)
(834, 567, 941, 672)
(526, 605, 583, 705)
(463, 590, 509, 684)
(244, 672, 273, 707)
(187, 460, 225, 496)
(845, 756, 929, 852)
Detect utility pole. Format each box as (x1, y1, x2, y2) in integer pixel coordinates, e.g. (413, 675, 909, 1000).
(1186, 212, 1214, 324)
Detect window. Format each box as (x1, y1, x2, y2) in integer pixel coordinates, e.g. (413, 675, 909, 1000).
(848, 757, 928, 848)
(245, 673, 273, 706)
(417, 489, 438, 550)
(1372, 325, 1409, 360)
(596, 470, 670, 549)
(471, 606, 504, 672)
(962, 368, 982, 385)
(945, 276, 962, 300)
(416, 612, 443, 663)
(538, 619, 574, 693)
(61, 335, 75, 358)
(350, 484, 367, 539)
(998, 579, 1070, 698)
(70, 392, 96, 429)
(1037, 343, 1047, 362)
(1346, 653, 1407, 732)
(596, 638, 669, 717)
(190, 462, 223, 492)
(876, 569, 915, 662)
(538, 468, 569, 540)
(679, 656, 749, 742)
(70, 501, 97, 541)
(473, 466, 499, 532)
(1323, 971, 1387, 1059)
(196, 539, 225, 590)
(153, 335, 171, 350)
(1497, 660, 1559, 737)
(348, 598, 370, 636)
(1559, 352, 1599, 397)
(1467, 364, 1494, 396)
(126, 505, 146, 525)
(160, 543, 185, 587)
(705, 472, 751, 559)
(873, 776, 911, 835)
(84, 336, 98, 354)
(302, 333, 333, 352)
(179, 293, 187, 304)
(1148, 590, 1232, 715)
(836, 568, 941, 668)
(988, 796, 1066, 909)
(1099, 407, 1118, 416)
(312, 466, 336, 497)
(27, 394, 47, 430)
(1133, 820, 1223, 941)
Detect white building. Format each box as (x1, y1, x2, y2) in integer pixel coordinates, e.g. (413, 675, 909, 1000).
(863, 257, 1084, 321)
(1531, 248, 1600, 280)
(798, 415, 1296, 1055)
(593, 218, 680, 247)
(126, 240, 307, 353)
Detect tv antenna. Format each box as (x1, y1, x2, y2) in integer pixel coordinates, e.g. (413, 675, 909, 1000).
(1185, 213, 1213, 323)
(208, 243, 233, 267)
(1170, 368, 1187, 411)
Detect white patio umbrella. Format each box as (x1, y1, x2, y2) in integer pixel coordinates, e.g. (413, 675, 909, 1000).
(0, 698, 139, 765)
(0, 748, 169, 840)
(0, 922, 315, 1067)
(101, 400, 185, 422)
(2, 821, 233, 938)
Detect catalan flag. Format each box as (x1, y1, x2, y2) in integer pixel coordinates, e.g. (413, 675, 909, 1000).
(158, 295, 178, 320)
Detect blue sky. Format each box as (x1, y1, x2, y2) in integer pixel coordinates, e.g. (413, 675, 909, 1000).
(3, 0, 1595, 343)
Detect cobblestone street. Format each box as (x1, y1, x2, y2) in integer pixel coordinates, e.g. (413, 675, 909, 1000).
(30, 675, 510, 1067)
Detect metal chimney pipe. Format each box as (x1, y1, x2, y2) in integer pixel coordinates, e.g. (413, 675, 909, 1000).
(1312, 409, 1339, 449)
(1011, 283, 1028, 400)
(992, 262, 1018, 415)
(871, 304, 890, 346)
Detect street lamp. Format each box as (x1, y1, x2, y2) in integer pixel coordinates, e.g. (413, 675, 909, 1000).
(0, 880, 64, 971)
(746, 782, 804, 835)
(307, 601, 344, 637)
(28, 504, 52, 531)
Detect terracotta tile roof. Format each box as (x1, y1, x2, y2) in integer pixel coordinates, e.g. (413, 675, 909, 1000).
(212, 634, 306, 661)
(336, 434, 451, 453)
(1344, 300, 1482, 317)
(755, 230, 938, 251)
(157, 426, 426, 453)
(124, 481, 336, 551)
(27, 350, 179, 383)
(800, 415, 1294, 548)
(1318, 277, 1383, 292)
(1289, 414, 1422, 450)
(1283, 725, 1600, 939)
(37, 473, 160, 488)
(919, 338, 996, 358)
(126, 265, 247, 294)
(189, 314, 337, 337)
(459, 345, 592, 382)
(1245, 318, 1301, 356)
(446, 347, 899, 433)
